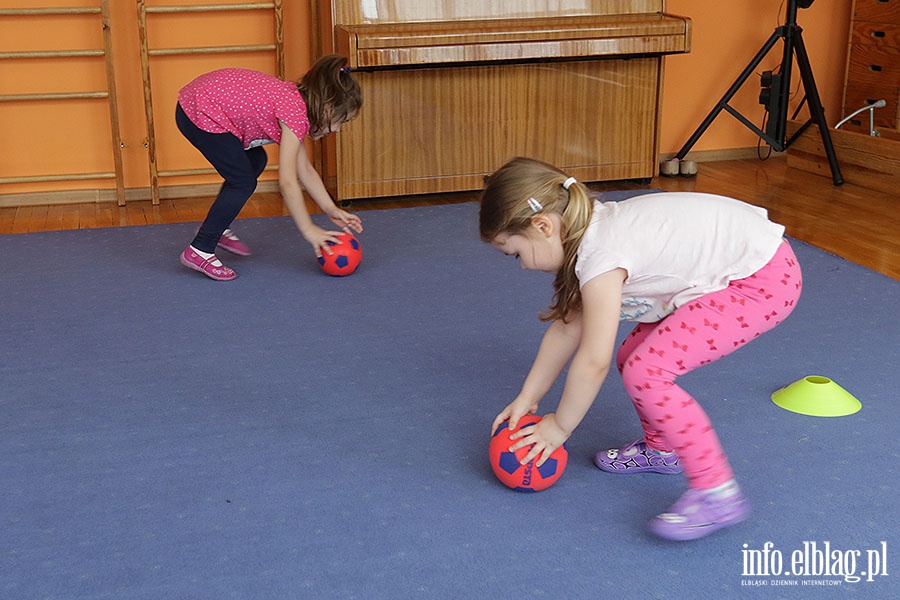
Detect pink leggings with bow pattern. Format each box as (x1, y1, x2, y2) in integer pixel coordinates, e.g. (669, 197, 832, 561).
(616, 240, 802, 489)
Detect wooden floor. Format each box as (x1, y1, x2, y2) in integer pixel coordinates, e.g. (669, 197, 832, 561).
(1, 157, 897, 280)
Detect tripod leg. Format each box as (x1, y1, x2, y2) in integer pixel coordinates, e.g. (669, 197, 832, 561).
(789, 30, 843, 185)
(675, 32, 782, 160)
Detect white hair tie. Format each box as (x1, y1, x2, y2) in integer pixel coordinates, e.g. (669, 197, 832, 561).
(527, 197, 543, 213)
(562, 177, 577, 190)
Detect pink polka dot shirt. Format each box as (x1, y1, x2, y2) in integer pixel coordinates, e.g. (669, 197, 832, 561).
(178, 68, 310, 149)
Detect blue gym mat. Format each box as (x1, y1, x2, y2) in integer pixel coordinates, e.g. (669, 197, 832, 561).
(1, 197, 897, 599)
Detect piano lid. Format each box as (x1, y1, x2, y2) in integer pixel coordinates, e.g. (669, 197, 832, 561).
(329, 0, 668, 25)
(336, 13, 691, 69)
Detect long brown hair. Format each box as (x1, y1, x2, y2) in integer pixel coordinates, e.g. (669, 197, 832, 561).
(479, 157, 594, 322)
(298, 54, 362, 133)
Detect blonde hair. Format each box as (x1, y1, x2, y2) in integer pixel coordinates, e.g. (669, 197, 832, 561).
(298, 54, 362, 132)
(479, 157, 594, 322)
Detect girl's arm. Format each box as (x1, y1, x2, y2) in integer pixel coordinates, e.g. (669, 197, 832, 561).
(491, 315, 583, 434)
(509, 268, 626, 466)
(278, 123, 362, 257)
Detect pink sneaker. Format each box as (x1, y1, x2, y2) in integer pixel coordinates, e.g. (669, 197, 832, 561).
(180, 246, 237, 281)
(216, 229, 251, 256)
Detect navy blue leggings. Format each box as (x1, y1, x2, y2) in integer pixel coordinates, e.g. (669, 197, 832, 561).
(175, 103, 268, 253)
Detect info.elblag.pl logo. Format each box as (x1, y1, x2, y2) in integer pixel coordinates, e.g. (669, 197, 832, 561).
(741, 541, 889, 586)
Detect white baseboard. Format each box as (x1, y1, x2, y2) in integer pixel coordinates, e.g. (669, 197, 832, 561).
(659, 147, 785, 162)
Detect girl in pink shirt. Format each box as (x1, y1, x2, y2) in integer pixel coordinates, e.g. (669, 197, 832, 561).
(176, 54, 363, 281)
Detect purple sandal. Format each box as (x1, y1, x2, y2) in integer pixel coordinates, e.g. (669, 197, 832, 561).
(594, 439, 683, 474)
(649, 486, 750, 541)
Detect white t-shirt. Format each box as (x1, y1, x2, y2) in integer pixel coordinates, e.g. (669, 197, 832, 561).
(575, 192, 786, 323)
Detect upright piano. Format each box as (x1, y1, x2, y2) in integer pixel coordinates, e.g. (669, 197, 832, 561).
(313, 0, 691, 201)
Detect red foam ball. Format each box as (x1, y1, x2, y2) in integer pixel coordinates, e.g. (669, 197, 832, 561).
(317, 233, 362, 276)
(489, 414, 568, 492)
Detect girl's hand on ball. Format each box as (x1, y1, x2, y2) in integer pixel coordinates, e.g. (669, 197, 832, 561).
(491, 396, 538, 436)
(305, 226, 344, 258)
(508, 413, 569, 467)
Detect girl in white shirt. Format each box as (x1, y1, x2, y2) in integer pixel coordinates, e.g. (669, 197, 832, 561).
(480, 157, 802, 541)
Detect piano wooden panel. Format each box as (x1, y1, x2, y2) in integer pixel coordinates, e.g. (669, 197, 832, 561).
(315, 0, 690, 201)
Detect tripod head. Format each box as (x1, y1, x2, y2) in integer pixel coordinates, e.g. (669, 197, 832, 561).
(785, 0, 815, 27)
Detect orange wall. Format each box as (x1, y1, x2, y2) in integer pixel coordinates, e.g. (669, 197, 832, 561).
(0, 0, 852, 197)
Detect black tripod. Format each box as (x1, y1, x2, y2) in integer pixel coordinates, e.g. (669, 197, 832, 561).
(674, 0, 843, 185)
